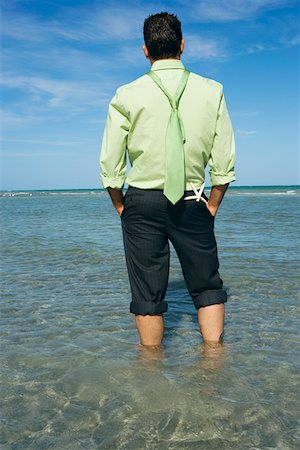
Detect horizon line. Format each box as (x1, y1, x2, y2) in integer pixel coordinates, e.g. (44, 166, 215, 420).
(0, 184, 299, 192)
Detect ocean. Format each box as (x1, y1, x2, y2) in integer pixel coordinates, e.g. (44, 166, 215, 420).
(1, 185, 300, 449)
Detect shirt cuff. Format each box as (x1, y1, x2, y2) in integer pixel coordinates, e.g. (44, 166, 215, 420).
(100, 174, 125, 189)
(210, 172, 236, 186)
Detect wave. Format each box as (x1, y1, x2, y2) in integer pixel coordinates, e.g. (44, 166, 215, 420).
(1, 188, 299, 198)
(0, 190, 106, 197)
(46, 191, 104, 196)
(1, 192, 33, 197)
(229, 190, 298, 196)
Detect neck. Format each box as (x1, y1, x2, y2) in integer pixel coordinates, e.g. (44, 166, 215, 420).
(149, 55, 181, 65)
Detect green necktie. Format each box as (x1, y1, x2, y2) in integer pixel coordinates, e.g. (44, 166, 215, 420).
(147, 69, 190, 205)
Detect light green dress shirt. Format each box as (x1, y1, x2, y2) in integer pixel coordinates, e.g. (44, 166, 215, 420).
(100, 59, 236, 190)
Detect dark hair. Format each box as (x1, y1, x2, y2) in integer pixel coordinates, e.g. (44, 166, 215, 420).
(143, 12, 182, 60)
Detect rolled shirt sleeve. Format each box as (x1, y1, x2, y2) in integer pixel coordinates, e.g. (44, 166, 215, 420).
(208, 89, 236, 186)
(99, 89, 130, 189)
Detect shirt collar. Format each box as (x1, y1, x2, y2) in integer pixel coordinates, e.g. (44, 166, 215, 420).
(150, 59, 185, 71)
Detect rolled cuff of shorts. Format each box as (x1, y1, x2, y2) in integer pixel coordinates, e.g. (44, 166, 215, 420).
(193, 289, 227, 309)
(130, 300, 168, 315)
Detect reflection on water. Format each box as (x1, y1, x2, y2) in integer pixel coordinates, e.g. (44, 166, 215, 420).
(1, 188, 300, 449)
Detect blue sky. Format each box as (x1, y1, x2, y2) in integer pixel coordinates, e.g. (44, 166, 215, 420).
(1, 0, 299, 190)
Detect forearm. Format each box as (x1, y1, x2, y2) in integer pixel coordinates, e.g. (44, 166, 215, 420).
(207, 183, 229, 216)
(107, 187, 125, 217)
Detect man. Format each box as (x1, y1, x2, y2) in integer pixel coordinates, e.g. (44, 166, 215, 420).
(100, 12, 236, 348)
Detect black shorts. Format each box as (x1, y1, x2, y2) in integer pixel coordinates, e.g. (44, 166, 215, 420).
(121, 186, 227, 315)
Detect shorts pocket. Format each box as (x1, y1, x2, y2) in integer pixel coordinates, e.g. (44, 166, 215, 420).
(203, 202, 215, 218)
(120, 191, 130, 219)
(194, 199, 215, 219)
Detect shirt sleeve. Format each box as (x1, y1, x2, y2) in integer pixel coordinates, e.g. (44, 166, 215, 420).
(208, 89, 236, 186)
(99, 89, 130, 189)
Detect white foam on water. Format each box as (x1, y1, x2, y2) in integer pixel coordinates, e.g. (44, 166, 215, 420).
(272, 190, 297, 195)
(1, 190, 106, 197)
(230, 190, 298, 196)
(1, 188, 298, 198)
(1, 191, 32, 197)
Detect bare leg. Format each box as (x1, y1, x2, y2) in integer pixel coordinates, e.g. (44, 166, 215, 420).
(135, 314, 164, 347)
(198, 303, 225, 344)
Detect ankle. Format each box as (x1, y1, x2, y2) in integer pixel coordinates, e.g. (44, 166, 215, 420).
(201, 331, 224, 345)
(140, 342, 163, 349)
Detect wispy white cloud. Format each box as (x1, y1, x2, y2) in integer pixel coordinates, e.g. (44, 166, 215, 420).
(0, 109, 54, 133)
(1, 75, 113, 111)
(279, 33, 300, 48)
(2, 44, 146, 93)
(236, 128, 257, 136)
(231, 110, 259, 117)
(184, 34, 228, 60)
(2, 47, 108, 77)
(247, 43, 269, 53)
(1, 11, 46, 42)
(1, 3, 145, 44)
(1, 151, 74, 157)
(288, 34, 300, 45)
(246, 32, 300, 53)
(186, 0, 295, 22)
(0, 110, 28, 126)
(1, 138, 83, 146)
(116, 44, 147, 66)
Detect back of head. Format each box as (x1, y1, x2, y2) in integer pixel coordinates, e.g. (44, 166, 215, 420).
(143, 12, 182, 60)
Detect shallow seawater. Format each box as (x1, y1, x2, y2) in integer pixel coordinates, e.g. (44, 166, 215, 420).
(1, 186, 300, 449)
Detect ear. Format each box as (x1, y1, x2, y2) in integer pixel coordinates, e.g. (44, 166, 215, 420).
(143, 44, 150, 59)
(180, 38, 184, 54)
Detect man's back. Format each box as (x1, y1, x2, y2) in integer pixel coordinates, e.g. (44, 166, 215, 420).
(100, 59, 235, 191)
